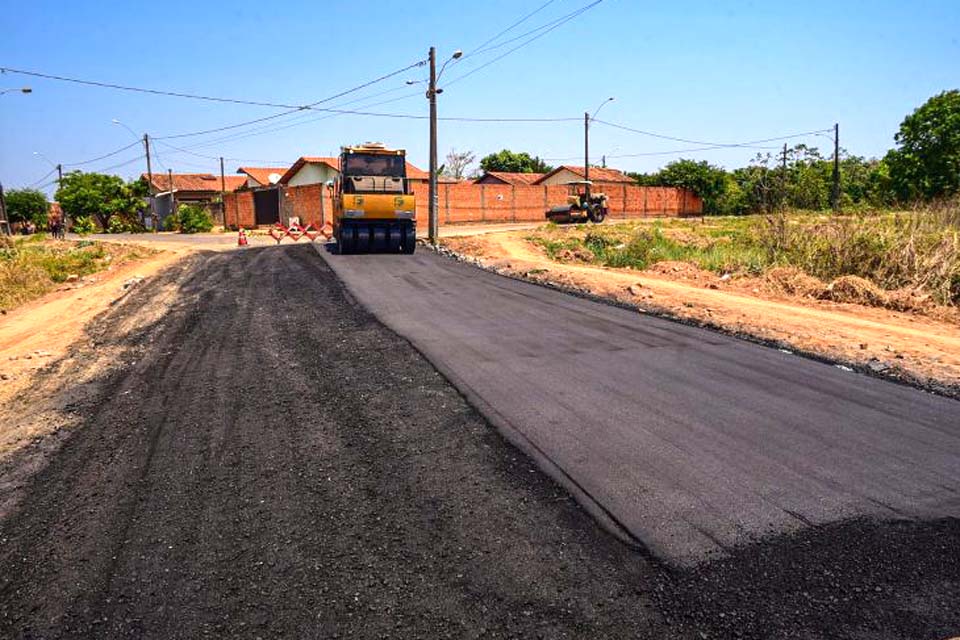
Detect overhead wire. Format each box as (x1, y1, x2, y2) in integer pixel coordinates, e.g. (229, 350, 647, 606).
(0, 60, 426, 112)
(62, 139, 143, 167)
(151, 59, 428, 140)
(592, 119, 834, 148)
(467, 0, 558, 55)
(27, 167, 58, 188)
(443, 0, 605, 88)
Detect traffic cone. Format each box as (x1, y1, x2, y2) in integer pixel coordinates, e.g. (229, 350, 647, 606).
(237, 228, 248, 247)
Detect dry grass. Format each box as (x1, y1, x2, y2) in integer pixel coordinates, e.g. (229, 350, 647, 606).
(528, 199, 960, 313)
(0, 237, 152, 312)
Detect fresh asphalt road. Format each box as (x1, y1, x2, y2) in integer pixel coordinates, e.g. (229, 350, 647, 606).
(320, 245, 960, 565)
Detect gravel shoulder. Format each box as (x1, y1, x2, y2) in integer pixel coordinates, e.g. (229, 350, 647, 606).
(0, 244, 957, 639)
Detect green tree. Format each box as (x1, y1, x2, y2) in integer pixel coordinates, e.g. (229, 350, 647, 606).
(55, 171, 145, 231)
(886, 89, 960, 201)
(642, 159, 734, 214)
(5, 188, 49, 226)
(479, 149, 552, 174)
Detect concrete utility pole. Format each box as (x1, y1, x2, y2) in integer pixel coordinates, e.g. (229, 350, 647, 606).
(0, 182, 11, 236)
(144, 134, 158, 231)
(781, 143, 788, 210)
(220, 156, 226, 227)
(831, 122, 840, 212)
(168, 168, 175, 224)
(585, 98, 614, 201)
(425, 46, 462, 246)
(584, 111, 590, 199)
(427, 46, 438, 245)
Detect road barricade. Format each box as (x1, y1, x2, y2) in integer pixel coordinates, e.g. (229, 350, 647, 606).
(269, 222, 333, 244)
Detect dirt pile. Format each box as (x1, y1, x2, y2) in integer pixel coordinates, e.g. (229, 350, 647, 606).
(764, 267, 824, 297)
(821, 275, 890, 307)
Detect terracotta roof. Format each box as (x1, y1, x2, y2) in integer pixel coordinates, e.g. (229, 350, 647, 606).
(279, 156, 430, 184)
(277, 157, 341, 184)
(141, 173, 246, 193)
(534, 165, 635, 185)
(405, 162, 429, 180)
(237, 166, 289, 187)
(474, 171, 545, 185)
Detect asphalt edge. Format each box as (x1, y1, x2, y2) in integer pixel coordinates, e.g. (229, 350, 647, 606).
(428, 242, 960, 403)
(313, 242, 658, 561)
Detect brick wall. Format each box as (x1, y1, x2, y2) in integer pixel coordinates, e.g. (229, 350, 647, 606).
(223, 191, 255, 228)
(223, 183, 702, 229)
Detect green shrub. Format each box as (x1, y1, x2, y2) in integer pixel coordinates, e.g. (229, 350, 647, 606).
(71, 216, 95, 235)
(169, 204, 213, 234)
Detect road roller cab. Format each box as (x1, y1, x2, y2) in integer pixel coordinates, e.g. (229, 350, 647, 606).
(333, 143, 417, 254)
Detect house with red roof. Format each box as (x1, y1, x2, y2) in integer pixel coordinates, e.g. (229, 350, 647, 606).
(533, 165, 635, 187)
(141, 173, 247, 227)
(473, 171, 545, 186)
(237, 167, 289, 188)
(279, 156, 430, 187)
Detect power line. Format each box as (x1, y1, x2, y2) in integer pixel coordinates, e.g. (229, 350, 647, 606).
(165, 89, 425, 152)
(1, 61, 425, 112)
(62, 139, 142, 167)
(543, 142, 783, 162)
(149, 59, 427, 140)
(444, 0, 605, 88)
(592, 119, 833, 148)
(468, 0, 558, 55)
(95, 153, 146, 174)
(27, 167, 57, 188)
(155, 140, 291, 166)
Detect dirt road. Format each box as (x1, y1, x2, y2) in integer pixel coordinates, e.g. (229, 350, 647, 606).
(1, 245, 958, 639)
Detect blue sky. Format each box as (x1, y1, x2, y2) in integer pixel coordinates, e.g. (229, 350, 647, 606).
(2, 0, 958, 195)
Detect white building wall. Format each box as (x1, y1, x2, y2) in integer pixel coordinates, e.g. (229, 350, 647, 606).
(288, 163, 338, 187)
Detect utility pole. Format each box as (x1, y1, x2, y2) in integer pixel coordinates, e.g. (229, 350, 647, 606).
(427, 46, 438, 245)
(220, 156, 226, 228)
(144, 134, 157, 231)
(781, 143, 788, 210)
(584, 111, 590, 199)
(168, 168, 175, 225)
(55, 163, 67, 231)
(831, 122, 840, 212)
(0, 182, 11, 236)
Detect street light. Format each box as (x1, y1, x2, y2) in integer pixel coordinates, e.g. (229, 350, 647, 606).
(0, 87, 31, 95)
(33, 151, 56, 169)
(585, 97, 614, 195)
(111, 118, 139, 139)
(426, 48, 462, 245)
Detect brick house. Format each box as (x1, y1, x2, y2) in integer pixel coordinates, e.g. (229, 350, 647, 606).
(534, 165, 635, 187)
(278, 156, 430, 187)
(473, 171, 545, 186)
(237, 167, 289, 188)
(142, 173, 246, 225)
